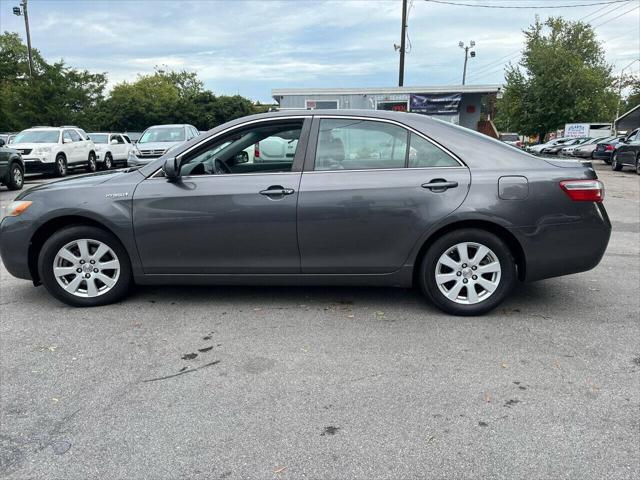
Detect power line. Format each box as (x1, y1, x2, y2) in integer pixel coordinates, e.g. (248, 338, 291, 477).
(424, 0, 633, 8)
(591, 4, 640, 27)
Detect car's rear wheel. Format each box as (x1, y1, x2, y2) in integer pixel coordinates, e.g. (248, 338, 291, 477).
(38, 226, 133, 307)
(103, 153, 113, 170)
(6, 162, 24, 190)
(54, 155, 67, 177)
(86, 152, 97, 173)
(611, 153, 623, 171)
(419, 229, 516, 316)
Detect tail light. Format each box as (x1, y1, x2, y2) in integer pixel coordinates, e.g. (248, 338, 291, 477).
(605, 144, 614, 151)
(254, 143, 260, 158)
(560, 180, 604, 202)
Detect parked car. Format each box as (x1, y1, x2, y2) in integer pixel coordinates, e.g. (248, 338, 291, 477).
(593, 136, 624, 163)
(527, 137, 572, 154)
(611, 128, 640, 173)
(10, 126, 97, 176)
(542, 137, 589, 155)
(0, 145, 24, 190)
(571, 136, 616, 158)
(499, 133, 522, 148)
(560, 137, 596, 156)
(127, 124, 199, 166)
(0, 133, 17, 147)
(88, 132, 132, 169)
(0, 110, 611, 316)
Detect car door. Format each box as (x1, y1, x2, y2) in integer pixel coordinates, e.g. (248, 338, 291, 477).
(297, 116, 471, 274)
(618, 129, 639, 166)
(110, 134, 126, 160)
(62, 130, 78, 162)
(132, 117, 311, 274)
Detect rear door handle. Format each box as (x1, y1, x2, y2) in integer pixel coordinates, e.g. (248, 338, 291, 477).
(259, 185, 295, 197)
(421, 180, 459, 192)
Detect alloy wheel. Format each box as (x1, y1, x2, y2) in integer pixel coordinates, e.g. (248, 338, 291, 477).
(12, 166, 22, 187)
(53, 239, 120, 298)
(434, 242, 502, 305)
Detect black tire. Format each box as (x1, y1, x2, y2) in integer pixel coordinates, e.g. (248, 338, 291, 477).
(6, 162, 24, 190)
(103, 153, 113, 170)
(38, 225, 133, 307)
(419, 228, 517, 316)
(86, 152, 97, 173)
(636, 155, 640, 175)
(611, 153, 623, 171)
(54, 154, 67, 177)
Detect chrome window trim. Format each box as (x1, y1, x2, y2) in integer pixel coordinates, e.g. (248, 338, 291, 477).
(148, 113, 466, 178)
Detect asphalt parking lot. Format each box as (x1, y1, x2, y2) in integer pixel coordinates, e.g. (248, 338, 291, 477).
(1, 163, 638, 479)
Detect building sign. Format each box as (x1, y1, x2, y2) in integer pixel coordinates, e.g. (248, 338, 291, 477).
(564, 123, 590, 138)
(376, 101, 408, 112)
(410, 93, 462, 115)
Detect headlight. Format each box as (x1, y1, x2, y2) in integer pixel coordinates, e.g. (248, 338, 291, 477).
(128, 150, 138, 160)
(32, 146, 52, 155)
(94, 145, 102, 151)
(5, 201, 32, 217)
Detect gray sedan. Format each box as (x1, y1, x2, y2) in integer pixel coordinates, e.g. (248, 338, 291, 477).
(0, 111, 611, 315)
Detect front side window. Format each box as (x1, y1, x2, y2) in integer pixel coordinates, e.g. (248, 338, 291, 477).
(139, 127, 186, 143)
(408, 133, 459, 168)
(69, 130, 82, 142)
(315, 119, 408, 171)
(179, 121, 303, 176)
(63, 131, 74, 143)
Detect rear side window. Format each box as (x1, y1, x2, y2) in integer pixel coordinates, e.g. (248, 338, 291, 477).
(408, 133, 459, 168)
(315, 119, 408, 171)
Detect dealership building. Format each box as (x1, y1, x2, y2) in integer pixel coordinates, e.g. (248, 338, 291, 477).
(271, 84, 502, 133)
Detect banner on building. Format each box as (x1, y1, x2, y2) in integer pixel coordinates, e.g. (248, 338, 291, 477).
(410, 93, 462, 115)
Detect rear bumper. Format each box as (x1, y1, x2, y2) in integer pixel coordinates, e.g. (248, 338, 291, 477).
(592, 151, 613, 161)
(509, 203, 611, 282)
(0, 215, 33, 280)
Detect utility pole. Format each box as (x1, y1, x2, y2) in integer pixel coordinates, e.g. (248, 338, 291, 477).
(13, 0, 34, 78)
(459, 40, 476, 85)
(398, 0, 408, 87)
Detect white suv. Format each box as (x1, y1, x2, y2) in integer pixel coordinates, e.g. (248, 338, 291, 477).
(88, 132, 133, 169)
(10, 126, 97, 176)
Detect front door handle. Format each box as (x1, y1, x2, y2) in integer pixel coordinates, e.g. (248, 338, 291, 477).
(259, 185, 295, 197)
(421, 179, 459, 192)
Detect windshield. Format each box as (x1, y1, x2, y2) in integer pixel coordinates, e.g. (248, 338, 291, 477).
(89, 134, 109, 144)
(139, 127, 185, 143)
(13, 130, 59, 144)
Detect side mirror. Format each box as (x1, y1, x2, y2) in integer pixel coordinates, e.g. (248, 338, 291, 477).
(0, 139, 5, 147)
(163, 156, 180, 181)
(63, 138, 72, 144)
(110, 139, 119, 145)
(234, 151, 249, 163)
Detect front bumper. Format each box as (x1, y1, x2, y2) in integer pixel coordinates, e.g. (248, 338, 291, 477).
(23, 158, 55, 174)
(0, 215, 33, 280)
(509, 202, 611, 282)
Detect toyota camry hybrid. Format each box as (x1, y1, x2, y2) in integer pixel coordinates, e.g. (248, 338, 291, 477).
(0, 111, 611, 315)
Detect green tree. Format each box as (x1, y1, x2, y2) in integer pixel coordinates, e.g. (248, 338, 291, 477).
(0, 32, 106, 131)
(495, 17, 619, 140)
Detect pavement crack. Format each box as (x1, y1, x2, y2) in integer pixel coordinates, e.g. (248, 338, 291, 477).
(143, 360, 221, 383)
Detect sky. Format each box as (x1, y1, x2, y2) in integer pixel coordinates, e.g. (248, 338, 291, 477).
(0, 0, 638, 102)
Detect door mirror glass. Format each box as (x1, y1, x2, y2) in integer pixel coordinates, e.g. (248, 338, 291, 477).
(110, 139, 119, 145)
(63, 138, 73, 144)
(234, 151, 249, 163)
(163, 157, 180, 180)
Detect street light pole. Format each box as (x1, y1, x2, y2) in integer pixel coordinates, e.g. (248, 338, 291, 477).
(459, 40, 476, 85)
(13, 0, 34, 78)
(398, 0, 408, 87)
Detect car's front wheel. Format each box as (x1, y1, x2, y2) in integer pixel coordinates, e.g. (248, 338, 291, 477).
(38, 226, 133, 307)
(419, 229, 517, 316)
(54, 155, 67, 177)
(86, 152, 97, 173)
(611, 153, 623, 171)
(6, 162, 24, 190)
(103, 153, 113, 170)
